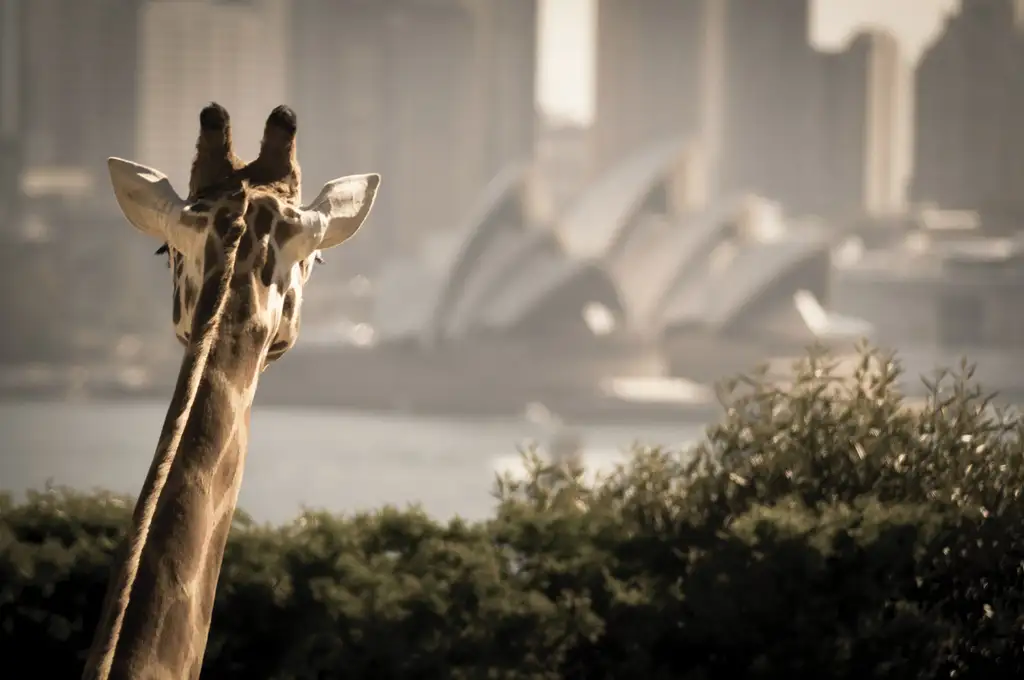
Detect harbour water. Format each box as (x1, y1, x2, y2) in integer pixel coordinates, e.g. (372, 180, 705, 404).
(0, 400, 704, 523)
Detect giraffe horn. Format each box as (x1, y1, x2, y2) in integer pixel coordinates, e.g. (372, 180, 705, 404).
(190, 102, 241, 198)
(252, 105, 298, 178)
(262, 105, 297, 148)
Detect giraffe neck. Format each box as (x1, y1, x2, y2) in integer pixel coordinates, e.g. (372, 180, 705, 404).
(84, 215, 269, 680)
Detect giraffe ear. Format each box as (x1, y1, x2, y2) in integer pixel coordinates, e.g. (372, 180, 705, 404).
(108, 157, 189, 243)
(301, 173, 381, 250)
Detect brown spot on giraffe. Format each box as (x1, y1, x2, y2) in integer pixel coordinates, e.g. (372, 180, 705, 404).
(171, 292, 181, 326)
(183, 281, 197, 311)
(180, 212, 208, 230)
(258, 245, 277, 289)
(85, 103, 380, 680)
(251, 204, 274, 239)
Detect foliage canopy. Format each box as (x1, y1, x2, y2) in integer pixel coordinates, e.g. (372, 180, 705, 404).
(2, 345, 1023, 678)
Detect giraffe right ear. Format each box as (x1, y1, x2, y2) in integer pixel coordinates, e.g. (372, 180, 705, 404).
(108, 157, 191, 245)
(301, 173, 381, 250)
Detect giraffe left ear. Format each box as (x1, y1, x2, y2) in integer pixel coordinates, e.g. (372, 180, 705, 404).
(301, 173, 381, 250)
(108, 157, 188, 242)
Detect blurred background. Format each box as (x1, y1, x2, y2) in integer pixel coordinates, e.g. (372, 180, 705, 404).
(2, 0, 1019, 520)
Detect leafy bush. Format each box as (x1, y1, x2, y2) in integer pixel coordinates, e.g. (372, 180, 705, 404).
(2, 345, 1023, 679)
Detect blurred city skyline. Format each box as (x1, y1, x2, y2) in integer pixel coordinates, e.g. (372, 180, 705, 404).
(5, 0, 1024, 487)
(539, 0, 958, 123)
(3, 0, 1011, 251)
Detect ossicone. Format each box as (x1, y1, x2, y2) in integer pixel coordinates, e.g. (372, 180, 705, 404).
(249, 105, 301, 198)
(199, 102, 231, 133)
(265, 105, 297, 138)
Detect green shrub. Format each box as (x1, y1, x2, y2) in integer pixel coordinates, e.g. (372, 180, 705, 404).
(1, 345, 1023, 678)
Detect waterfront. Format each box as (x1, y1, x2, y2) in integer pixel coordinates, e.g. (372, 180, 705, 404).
(0, 399, 704, 523)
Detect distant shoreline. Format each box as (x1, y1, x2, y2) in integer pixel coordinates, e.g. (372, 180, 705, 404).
(4, 339, 1023, 428)
(0, 381, 724, 429)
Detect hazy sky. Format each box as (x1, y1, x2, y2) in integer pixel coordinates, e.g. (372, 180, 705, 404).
(538, 0, 961, 123)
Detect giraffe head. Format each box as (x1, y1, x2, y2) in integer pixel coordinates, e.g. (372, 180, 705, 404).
(107, 103, 380, 367)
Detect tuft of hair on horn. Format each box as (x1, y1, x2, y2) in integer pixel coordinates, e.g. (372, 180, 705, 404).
(190, 102, 244, 198)
(249, 104, 301, 199)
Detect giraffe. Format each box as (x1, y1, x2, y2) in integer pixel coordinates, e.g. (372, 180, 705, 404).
(81, 102, 380, 680)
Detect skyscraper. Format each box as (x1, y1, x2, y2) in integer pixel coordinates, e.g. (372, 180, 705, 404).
(819, 30, 904, 217)
(911, 0, 1024, 231)
(0, 0, 25, 233)
(290, 0, 537, 253)
(137, 0, 291, 190)
(473, 0, 538, 186)
(21, 0, 140, 186)
(715, 0, 821, 215)
(592, 0, 712, 176)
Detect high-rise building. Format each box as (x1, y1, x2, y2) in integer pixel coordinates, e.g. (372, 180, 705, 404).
(590, 0, 906, 221)
(715, 0, 822, 216)
(592, 0, 713, 177)
(533, 115, 592, 220)
(0, 0, 25, 233)
(819, 30, 904, 217)
(137, 0, 291, 190)
(911, 0, 1024, 230)
(291, 0, 537, 254)
(290, 0, 385, 197)
(472, 0, 538, 185)
(20, 0, 140, 183)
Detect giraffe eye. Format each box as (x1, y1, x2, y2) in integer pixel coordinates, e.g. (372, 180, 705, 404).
(314, 253, 325, 265)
